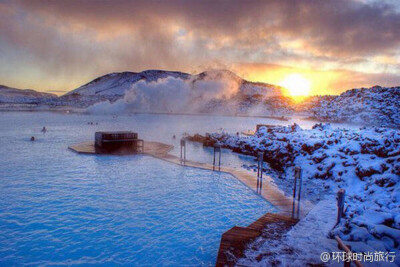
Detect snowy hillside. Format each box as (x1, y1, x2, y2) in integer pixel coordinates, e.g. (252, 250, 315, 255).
(306, 86, 400, 128)
(0, 85, 57, 104)
(64, 70, 190, 97)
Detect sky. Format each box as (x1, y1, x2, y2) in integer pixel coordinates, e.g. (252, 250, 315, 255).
(1, 0, 400, 96)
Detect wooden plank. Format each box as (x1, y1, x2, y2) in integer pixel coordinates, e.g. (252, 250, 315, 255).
(216, 227, 261, 267)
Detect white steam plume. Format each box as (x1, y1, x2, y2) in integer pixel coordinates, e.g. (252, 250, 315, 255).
(87, 75, 241, 114)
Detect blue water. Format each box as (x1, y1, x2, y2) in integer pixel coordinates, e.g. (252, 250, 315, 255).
(0, 112, 276, 266)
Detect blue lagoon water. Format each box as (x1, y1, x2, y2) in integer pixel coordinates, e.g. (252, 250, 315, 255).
(0, 112, 278, 266)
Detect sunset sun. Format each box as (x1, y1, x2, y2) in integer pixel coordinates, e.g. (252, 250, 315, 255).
(279, 74, 311, 98)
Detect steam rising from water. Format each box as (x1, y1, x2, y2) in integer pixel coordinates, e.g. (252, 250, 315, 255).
(87, 76, 241, 114)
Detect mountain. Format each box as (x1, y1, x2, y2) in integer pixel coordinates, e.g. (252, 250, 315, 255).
(64, 70, 190, 97)
(304, 86, 400, 128)
(61, 69, 283, 107)
(0, 85, 57, 104)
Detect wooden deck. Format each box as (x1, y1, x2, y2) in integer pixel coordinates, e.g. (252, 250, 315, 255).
(216, 213, 299, 267)
(68, 141, 174, 156)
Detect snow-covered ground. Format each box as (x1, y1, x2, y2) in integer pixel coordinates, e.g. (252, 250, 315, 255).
(305, 86, 400, 128)
(189, 123, 400, 265)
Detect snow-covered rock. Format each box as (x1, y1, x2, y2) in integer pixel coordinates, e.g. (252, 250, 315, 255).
(305, 86, 400, 128)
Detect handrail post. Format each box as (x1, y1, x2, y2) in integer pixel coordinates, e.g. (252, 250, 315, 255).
(256, 159, 260, 192)
(296, 167, 302, 218)
(292, 167, 302, 218)
(218, 147, 221, 171)
(213, 144, 221, 171)
(292, 170, 298, 218)
(213, 149, 216, 171)
(257, 152, 264, 193)
(180, 139, 186, 165)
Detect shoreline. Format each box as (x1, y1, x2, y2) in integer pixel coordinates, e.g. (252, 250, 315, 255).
(0, 107, 291, 121)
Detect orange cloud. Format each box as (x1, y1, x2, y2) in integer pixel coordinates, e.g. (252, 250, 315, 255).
(232, 63, 400, 96)
(1, 0, 400, 94)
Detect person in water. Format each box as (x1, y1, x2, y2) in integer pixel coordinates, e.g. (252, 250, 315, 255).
(41, 126, 47, 133)
(30, 136, 35, 141)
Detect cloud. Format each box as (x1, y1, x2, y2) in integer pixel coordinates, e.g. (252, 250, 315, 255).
(233, 62, 400, 95)
(1, 0, 400, 93)
(14, 0, 400, 57)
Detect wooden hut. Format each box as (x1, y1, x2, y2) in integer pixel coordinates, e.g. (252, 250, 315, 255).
(94, 131, 143, 153)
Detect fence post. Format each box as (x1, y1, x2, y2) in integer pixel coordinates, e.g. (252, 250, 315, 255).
(337, 189, 345, 224)
(292, 169, 298, 218)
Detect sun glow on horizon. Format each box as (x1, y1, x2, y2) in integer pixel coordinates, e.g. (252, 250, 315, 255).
(278, 74, 311, 99)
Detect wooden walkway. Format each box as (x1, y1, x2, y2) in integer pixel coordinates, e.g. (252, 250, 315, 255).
(216, 213, 299, 267)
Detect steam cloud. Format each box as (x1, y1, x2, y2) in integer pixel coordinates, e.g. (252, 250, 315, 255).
(86, 76, 242, 115)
